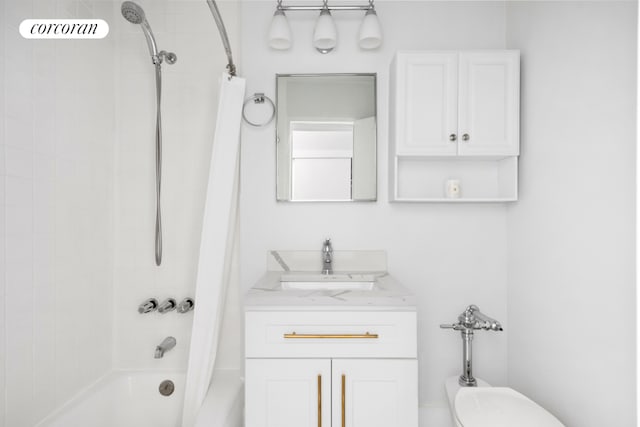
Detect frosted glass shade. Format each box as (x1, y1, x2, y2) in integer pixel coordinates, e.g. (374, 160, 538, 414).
(358, 9, 382, 50)
(313, 10, 337, 53)
(268, 10, 291, 50)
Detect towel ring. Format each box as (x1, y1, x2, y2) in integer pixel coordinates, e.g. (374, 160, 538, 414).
(242, 93, 275, 127)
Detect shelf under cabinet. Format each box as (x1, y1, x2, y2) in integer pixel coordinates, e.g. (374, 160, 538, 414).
(391, 156, 518, 202)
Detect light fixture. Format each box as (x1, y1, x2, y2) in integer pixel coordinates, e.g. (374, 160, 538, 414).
(313, 2, 337, 54)
(358, 2, 382, 50)
(268, 1, 292, 50)
(268, 0, 382, 54)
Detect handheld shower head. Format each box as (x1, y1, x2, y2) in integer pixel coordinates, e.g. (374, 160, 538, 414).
(121, 1, 145, 24)
(121, 1, 162, 62)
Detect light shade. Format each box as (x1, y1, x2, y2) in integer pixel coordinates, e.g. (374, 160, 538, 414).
(313, 9, 337, 54)
(358, 9, 382, 50)
(268, 10, 291, 50)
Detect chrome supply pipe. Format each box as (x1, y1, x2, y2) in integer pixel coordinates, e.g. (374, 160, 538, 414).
(440, 305, 504, 387)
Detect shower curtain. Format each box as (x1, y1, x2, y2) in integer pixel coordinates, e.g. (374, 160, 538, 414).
(182, 72, 246, 427)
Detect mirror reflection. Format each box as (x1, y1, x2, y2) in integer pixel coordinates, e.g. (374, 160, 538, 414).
(276, 74, 377, 202)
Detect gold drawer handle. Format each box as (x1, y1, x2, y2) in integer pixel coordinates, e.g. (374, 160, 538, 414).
(283, 332, 379, 339)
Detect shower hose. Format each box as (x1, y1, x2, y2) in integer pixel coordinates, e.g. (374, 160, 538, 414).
(154, 62, 162, 266)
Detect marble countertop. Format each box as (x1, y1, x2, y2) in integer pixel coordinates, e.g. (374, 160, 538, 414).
(244, 271, 417, 311)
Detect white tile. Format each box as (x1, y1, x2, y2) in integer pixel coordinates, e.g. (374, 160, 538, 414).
(33, 237, 57, 421)
(5, 0, 33, 28)
(33, 117, 56, 155)
(5, 147, 33, 178)
(33, 0, 56, 18)
(0, 144, 6, 175)
(34, 180, 55, 236)
(5, 235, 33, 266)
(5, 116, 34, 150)
(5, 176, 32, 207)
(0, 175, 5, 207)
(6, 206, 33, 236)
(34, 153, 55, 181)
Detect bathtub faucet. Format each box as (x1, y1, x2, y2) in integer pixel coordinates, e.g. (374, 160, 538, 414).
(154, 336, 176, 359)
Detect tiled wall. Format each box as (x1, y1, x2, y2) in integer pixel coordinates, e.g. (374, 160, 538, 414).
(2, 1, 116, 425)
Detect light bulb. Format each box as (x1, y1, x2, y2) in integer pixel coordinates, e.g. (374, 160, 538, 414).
(268, 9, 291, 50)
(313, 9, 337, 54)
(358, 8, 382, 50)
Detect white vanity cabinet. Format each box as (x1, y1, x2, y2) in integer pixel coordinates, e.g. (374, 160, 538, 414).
(389, 50, 520, 202)
(244, 310, 418, 427)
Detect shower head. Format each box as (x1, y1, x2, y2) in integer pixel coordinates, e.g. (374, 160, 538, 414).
(121, 1, 145, 24)
(121, 1, 161, 62)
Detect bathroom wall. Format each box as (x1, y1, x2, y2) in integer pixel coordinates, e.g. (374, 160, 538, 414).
(1, 0, 117, 426)
(239, 2, 510, 425)
(112, 0, 241, 371)
(506, 2, 636, 426)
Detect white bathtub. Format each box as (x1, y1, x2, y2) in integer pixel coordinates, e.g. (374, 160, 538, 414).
(36, 370, 244, 427)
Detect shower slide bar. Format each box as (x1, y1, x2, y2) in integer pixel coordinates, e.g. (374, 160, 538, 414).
(205, 0, 237, 77)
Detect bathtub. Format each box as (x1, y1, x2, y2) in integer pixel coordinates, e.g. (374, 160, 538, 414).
(36, 369, 243, 427)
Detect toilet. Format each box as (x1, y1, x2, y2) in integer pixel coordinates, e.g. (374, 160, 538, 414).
(445, 376, 565, 427)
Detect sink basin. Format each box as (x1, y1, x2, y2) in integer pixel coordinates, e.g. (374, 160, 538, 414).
(279, 273, 378, 291)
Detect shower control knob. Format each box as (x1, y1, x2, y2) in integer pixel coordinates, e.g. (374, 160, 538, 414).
(138, 298, 159, 314)
(177, 297, 195, 313)
(157, 298, 177, 314)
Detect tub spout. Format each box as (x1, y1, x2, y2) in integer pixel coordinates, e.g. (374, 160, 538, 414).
(155, 336, 176, 359)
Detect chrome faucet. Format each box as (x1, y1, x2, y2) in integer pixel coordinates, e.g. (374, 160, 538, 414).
(154, 336, 176, 359)
(440, 305, 503, 387)
(321, 238, 333, 275)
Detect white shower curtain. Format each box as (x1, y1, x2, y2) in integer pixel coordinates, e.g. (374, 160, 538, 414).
(182, 72, 246, 427)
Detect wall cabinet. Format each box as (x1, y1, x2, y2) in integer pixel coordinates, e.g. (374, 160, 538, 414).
(390, 50, 520, 201)
(245, 310, 418, 427)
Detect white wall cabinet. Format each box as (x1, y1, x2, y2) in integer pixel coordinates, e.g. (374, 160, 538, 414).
(390, 50, 520, 201)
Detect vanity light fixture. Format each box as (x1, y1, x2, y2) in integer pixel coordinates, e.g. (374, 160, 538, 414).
(268, 0, 382, 53)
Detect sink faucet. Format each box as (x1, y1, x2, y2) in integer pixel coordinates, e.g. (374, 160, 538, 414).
(321, 238, 333, 275)
(154, 336, 176, 359)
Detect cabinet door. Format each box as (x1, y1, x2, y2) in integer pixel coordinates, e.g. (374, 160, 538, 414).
(246, 359, 331, 427)
(332, 359, 418, 427)
(458, 51, 520, 156)
(395, 53, 458, 156)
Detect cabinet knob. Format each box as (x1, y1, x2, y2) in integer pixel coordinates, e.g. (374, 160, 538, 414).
(462, 133, 470, 141)
(449, 134, 457, 142)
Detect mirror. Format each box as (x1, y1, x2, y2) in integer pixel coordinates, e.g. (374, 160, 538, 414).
(276, 74, 377, 202)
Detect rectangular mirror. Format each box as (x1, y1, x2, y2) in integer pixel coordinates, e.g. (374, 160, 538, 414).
(276, 74, 377, 202)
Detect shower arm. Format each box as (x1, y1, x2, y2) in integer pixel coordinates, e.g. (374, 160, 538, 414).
(205, 0, 237, 76)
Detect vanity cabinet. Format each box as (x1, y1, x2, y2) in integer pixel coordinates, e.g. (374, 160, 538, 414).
(245, 310, 418, 427)
(245, 358, 417, 427)
(389, 50, 520, 202)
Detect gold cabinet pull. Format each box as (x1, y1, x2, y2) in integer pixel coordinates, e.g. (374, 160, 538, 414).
(341, 374, 346, 427)
(317, 375, 322, 427)
(283, 332, 378, 339)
